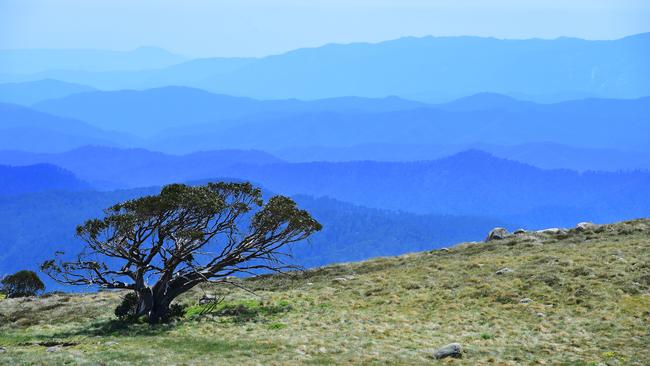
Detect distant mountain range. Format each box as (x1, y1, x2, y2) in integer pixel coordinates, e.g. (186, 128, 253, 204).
(0, 79, 95, 105)
(274, 142, 650, 172)
(0, 102, 136, 152)
(16, 87, 650, 154)
(33, 86, 427, 136)
(2, 88, 649, 171)
(1, 148, 648, 225)
(0, 146, 283, 189)
(214, 150, 650, 223)
(0, 164, 90, 196)
(146, 95, 650, 153)
(2, 34, 648, 101)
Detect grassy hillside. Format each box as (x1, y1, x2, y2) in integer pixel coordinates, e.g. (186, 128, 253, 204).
(1, 219, 649, 365)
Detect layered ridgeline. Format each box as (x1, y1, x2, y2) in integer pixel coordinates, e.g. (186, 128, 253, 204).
(2, 89, 649, 166)
(1, 148, 648, 225)
(27, 88, 650, 153)
(1, 219, 648, 364)
(0, 164, 90, 196)
(2, 34, 649, 101)
(0, 103, 137, 152)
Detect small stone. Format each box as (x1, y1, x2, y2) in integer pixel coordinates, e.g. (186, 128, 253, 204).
(520, 298, 533, 304)
(440, 247, 450, 252)
(46, 346, 61, 353)
(433, 343, 463, 359)
(513, 229, 526, 235)
(333, 277, 348, 283)
(0, 347, 6, 353)
(576, 222, 598, 231)
(495, 267, 514, 275)
(486, 227, 509, 242)
(318, 347, 327, 353)
(536, 312, 545, 317)
(537, 228, 567, 235)
(104, 341, 118, 346)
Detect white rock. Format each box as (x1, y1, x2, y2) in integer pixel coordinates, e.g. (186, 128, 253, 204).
(495, 267, 514, 275)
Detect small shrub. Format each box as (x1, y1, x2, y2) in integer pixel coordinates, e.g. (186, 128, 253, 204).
(267, 322, 286, 330)
(0, 270, 45, 298)
(115, 292, 139, 322)
(114, 293, 186, 323)
(162, 303, 186, 322)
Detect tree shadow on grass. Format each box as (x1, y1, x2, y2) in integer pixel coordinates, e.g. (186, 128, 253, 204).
(52, 319, 177, 339)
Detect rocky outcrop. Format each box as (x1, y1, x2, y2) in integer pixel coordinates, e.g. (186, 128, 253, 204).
(486, 227, 509, 242)
(576, 222, 599, 231)
(536, 228, 567, 235)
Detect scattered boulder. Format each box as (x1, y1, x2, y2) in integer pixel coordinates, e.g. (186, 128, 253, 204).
(0, 347, 5, 353)
(433, 343, 463, 359)
(536, 312, 545, 317)
(520, 298, 533, 304)
(440, 247, 450, 252)
(495, 267, 514, 275)
(576, 222, 598, 231)
(199, 294, 217, 305)
(333, 275, 355, 284)
(536, 228, 567, 235)
(104, 341, 119, 347)
(46, 346, 61, 353)
(486, 227, 509, 242)
(513, 229, 527, 235)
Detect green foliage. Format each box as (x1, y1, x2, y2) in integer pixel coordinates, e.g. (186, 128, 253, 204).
(0, 270, 45, 298)
(114, 293, 139, 322)
(185, 299, 292, 323)
(41, 181, 321, 323)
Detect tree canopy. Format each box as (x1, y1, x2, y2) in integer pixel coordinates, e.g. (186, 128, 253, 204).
(1, 270, 45, 298)
(42, 182, 321, 323)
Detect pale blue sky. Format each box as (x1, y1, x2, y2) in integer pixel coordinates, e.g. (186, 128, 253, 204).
(1, 0, 649, 57)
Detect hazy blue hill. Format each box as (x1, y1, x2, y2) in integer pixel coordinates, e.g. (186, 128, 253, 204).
(151, 96, 650, 153)
(138, 57, 257, 87)
(274, 142, 650, 172)
(0, 164, 90, 196)
(0, 57, 257, 91)
(0, 79, 95, 105)
(0, 46, 186, 76)
(215, 150, 650, 221)
(34, 87, 262, 135)
(0, 146, 284, 189)
(33, 86, 427, 135)
(7, 35, 647, 101)
(3, 147, 645, 224)
(0, 103, 137, 152)
(193, 34, 650, 100)
(434, 92, 537, 111)
(0, 188, 506, 286)
(473, 143, 650, 172)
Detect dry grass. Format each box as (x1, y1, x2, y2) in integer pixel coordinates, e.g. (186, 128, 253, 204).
(1, 219, 649, 365)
